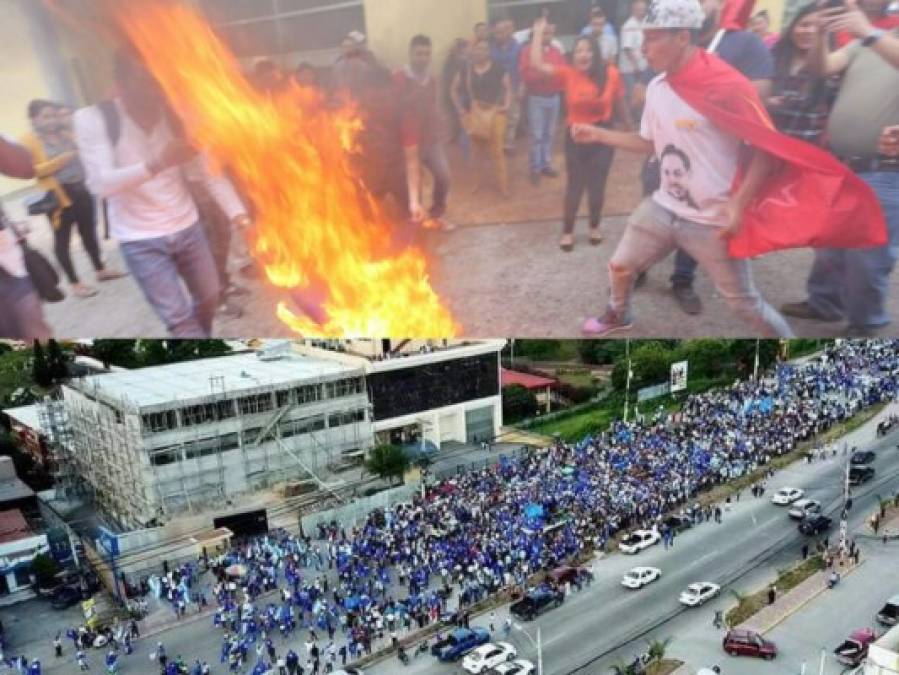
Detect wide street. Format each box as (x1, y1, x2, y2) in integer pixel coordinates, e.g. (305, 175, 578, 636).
(4, 407, 899, 675)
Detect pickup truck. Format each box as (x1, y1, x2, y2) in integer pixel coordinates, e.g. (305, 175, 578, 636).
(431, 627, 491, 662)
(834, 628, 877, 667)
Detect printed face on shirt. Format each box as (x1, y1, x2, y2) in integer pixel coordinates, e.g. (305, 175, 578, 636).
(660, 145, 699, 209)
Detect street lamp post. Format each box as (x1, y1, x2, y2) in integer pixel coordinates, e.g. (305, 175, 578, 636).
(513, 623, 543, 674)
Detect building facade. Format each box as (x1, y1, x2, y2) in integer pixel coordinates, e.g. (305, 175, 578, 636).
(60, 350, 372, 529)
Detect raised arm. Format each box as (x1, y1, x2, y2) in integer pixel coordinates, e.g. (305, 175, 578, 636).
(530, 18, 558, 76)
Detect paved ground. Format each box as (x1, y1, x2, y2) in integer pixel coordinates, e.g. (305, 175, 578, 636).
(6, 159, 898, 339)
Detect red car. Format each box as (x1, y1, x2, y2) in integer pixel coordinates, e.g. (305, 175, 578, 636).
(723, 630, 778, 660)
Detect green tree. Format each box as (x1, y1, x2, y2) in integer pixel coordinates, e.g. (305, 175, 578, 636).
(91, 340, 139, 369)
(31, 341, 52, 387)
(646, 637, 672, 665)
(611, 341, 675, 391)
(30, 552, 61, 589)
(677, 339, 731, 380)
(46, 339, 69, 382)
(137, 340, 170, 366)
(502, 384, 539, 422)
(729, 340, 779, 377)
(578, 340, 628, 365)
(365, 445, 410, 484)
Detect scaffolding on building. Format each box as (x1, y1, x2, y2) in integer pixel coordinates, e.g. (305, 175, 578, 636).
(62, 364, 371, 528)
(37, 395, 77, 499)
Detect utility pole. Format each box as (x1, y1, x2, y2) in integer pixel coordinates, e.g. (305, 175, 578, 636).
(840, 459, 851, 558)
(537, 626, 543, 675)
(624, 339, 632, 423)
(753, 339, 760, 380)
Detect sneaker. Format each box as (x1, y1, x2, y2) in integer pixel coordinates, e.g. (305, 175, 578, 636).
(780, 300, 841, 322)
(672, 284, 702, 315)
(541, 167, 559, 178)
(634, 271, 648, 289)
(96, 268, 127, 282)
(582, 309, 633, 336)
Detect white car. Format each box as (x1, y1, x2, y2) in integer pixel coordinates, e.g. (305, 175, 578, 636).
(462, 642, 517, 674)
(679, 582, 721, 606)
(771, 487, 804, 505)
(788, 498, 821, 520)
(622, 566, 662, 589)
(491, 659, 536, 675)
(618, 529, 661, 554)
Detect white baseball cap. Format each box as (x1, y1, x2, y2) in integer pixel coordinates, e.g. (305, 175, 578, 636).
(643, 0, 706, 29)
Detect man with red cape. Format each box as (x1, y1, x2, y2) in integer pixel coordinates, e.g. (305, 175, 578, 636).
(560, 0, 886, 337)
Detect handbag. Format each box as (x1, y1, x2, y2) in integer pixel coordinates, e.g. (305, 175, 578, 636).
(26, 189, 61, 217)
(464, 68, 498, 141)
(4, 218, 65, 303)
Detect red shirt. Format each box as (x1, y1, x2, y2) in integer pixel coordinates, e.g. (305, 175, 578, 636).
(556, 63, 624, 126)
(519, 43, 566, 96)
(393, 68, 440, 148)
(835, 15, 899, 47)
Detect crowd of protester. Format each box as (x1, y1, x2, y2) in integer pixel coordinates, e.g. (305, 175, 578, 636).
(0, 0, 897, 339)
(10, 339, 895, 674)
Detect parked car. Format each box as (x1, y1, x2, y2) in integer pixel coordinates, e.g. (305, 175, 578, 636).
(876, 595, 899, 626)
(679, 582, 720, 607)
(851, 450, 876, 465)
(621, 567, 662, 589)
(849, 465, 875, 486)
(663, 514, 693, 533)
(788, 499, 822, 520)
(50, 585, 82, 610)
(432, 628, 491, 661)
(619, 529, 661, 554)
(490, 659, 537, 675)
(834, 628, 878, 667)
(771, 487, 804, 505)
(799, 514, 832, 536)
(462, 642, 517, 674)
(722, 629, 777, 660)
(546, 565, 592, 587)
(510, 588, 564, 621)
(490, 660, 536, 675)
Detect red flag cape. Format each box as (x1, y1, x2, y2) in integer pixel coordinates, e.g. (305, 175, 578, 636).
(719, 0, 755, 30)
(666, 49, 887, 258)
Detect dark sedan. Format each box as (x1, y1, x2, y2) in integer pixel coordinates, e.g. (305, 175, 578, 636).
(799, 514, 832, 536)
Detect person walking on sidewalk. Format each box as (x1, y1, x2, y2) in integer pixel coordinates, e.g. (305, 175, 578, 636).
(74, 48, 252, 337)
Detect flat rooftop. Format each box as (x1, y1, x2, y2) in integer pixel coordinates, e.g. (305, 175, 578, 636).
(69, 351, 361, 408)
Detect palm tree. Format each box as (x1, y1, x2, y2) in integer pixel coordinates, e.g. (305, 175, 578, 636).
(646, 637, 672, 666)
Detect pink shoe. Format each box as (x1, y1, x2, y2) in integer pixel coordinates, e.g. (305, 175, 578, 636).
(582, 310, 633, 336)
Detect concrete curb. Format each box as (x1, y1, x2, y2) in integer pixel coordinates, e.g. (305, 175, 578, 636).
(757, 559, 866, 636)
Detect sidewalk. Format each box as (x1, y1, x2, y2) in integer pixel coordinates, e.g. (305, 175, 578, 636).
(739, 557, 862, 635)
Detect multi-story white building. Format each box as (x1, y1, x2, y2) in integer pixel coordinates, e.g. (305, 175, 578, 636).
(61, 348, 371, 530)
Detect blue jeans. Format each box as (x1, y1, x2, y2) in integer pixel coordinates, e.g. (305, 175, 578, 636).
(119, 222, 221, 337)
(806, 171, 899, 328)
(0, 269, 52, 339)
(419, 143, 451, 219)
(528, 94, 561, 174)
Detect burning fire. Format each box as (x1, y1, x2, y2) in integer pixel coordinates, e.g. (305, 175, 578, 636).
(113, 1, 458, 337)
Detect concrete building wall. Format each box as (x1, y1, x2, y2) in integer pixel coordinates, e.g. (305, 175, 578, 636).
(372, 394, 502, 447)
(363, 0, 487, 70)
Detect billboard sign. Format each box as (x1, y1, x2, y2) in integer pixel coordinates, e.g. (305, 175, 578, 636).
(670, 361, 689, 393)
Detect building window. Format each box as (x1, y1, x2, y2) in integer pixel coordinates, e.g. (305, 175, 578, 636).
(326, 378, 363, 399)
(368, 353, 501, 421)
(328, 408, 366, 428)
(238, 393, 275, 416)
(295, 384, 322, 404)
(14, 566, 31, 589)
(150, 448, 183, 466)
(242, 427, 263, 445)
(217, 399, 237, 419)
(181, 403, 218, 427)
(276, 389, 294, 408)
(141, 410, 179, 433)
(198, 0, 366, 59)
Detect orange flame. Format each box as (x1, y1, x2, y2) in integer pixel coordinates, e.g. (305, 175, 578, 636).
(114, 1, 458, 337)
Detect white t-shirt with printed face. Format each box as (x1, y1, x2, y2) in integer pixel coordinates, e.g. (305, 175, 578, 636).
(640, 74, 742, 226)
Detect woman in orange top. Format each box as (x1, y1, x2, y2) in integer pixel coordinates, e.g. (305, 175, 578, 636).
(531, 16, 633, 251)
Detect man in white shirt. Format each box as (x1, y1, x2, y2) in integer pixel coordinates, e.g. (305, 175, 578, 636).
(581, 6, 620, 62)
(619, 0, 653, 105)
(0, 135, 52, 338)
(75, 48, 251, 337)
(572, 0, 792, 338)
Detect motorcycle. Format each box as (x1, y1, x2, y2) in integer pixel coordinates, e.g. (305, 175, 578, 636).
(397, 646, 410, 666)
